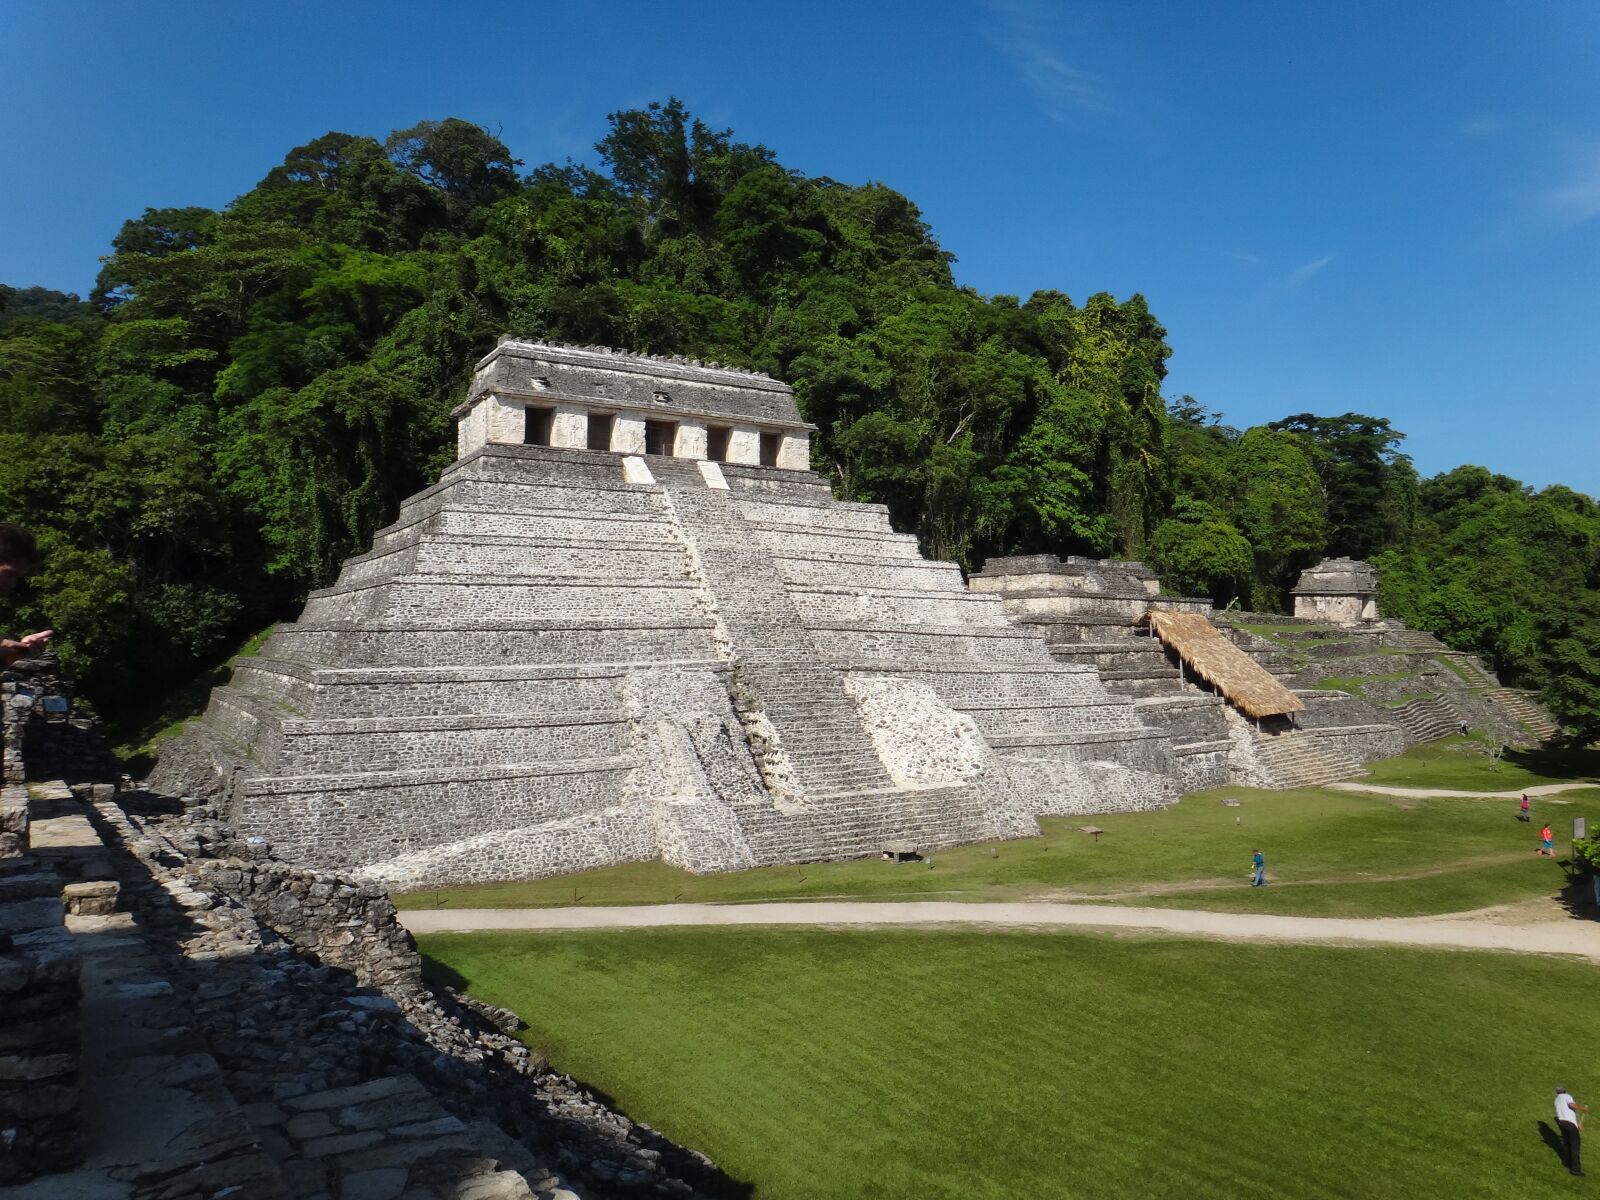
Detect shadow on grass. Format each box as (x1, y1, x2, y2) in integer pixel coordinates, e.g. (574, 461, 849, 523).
(1537, 1120, 1568, 1169)
(419, 948, 756, 1198)
(1502, 744, 1600, 784)
(1554, 869, 1600, 923)
(420, 950, 470, 994)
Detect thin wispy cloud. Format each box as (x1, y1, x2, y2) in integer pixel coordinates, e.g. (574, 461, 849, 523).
(1288, 254, 1336, 286)
(1459, 116, 1504, 137)
(1221, 249, 1264, 266)
(984, 0, 1116, 124)
(1534, 142, 1600, 229)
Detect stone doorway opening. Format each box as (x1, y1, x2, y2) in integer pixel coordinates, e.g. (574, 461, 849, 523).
(523, 406, 555, 446)
(587, 413, 615, 451)
(706, 425, 731, 462)
(645, 420, 678, 456)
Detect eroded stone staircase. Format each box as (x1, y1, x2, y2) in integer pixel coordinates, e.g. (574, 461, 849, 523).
(1245, 726, 1366, 789)
(651, 458, 1009, 862)
(1386, 694, 1460, 743)
(978, 614, 1230, 791)
(654, 465, 895, 800)
(1438, 653, 1563, 742)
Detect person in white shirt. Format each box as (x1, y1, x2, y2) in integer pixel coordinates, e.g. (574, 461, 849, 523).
(1556, 1086, 1588, 1176)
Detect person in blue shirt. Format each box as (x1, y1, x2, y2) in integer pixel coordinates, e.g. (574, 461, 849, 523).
(1251, 849, 1266, 887)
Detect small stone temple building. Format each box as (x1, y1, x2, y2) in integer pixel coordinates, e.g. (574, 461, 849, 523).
(1292, 557, 1380, 625)
(154, 340, 1181, 887)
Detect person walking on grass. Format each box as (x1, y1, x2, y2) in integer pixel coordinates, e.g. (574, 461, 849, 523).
(1556, 1086, 1587, 1176)
(1250, 848, 1266, 888)
(1540, 824, 1555, 857)
(1518, 793, 1531, 822)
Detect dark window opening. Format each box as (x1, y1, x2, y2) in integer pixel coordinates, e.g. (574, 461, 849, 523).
(706, 426, 731, 462)
(523, 406, 555, 446)
(587, 413, 615, 452)
(759, 431, 781, 467)
(645, 420, 678, 457)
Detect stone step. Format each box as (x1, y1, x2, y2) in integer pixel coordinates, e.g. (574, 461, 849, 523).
(341, 536, 691, 588)
(274, 711, 630, 775)
(264, 618, 720, 668)
(236, 754, 637, 796)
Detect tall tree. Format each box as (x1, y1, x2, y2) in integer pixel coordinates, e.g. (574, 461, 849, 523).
(1269, 413, 1411, 556)
(1231, 427, 1328, 609)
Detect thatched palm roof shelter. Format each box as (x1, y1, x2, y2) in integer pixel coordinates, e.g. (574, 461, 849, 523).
(1138, 611, 1305, 719)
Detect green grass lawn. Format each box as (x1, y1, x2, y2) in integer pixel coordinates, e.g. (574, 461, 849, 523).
(1358, 736, 1600, 791)
(1314, 669, 1417, 695)
(397, 780, 1600, 918)
(421, 927, 1598, 1199)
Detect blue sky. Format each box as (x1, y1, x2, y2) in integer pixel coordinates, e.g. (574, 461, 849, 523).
(4, 1, 1597, 492)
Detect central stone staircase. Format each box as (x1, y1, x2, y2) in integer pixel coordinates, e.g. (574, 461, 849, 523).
(649, 457, 1017, 862)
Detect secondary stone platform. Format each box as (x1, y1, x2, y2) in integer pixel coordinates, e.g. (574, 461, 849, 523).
(970, 554, 1412, 790)
(154, 341, 1176, 887)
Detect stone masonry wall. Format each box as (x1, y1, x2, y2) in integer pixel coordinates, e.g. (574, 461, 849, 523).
(0, 873, 82, 1184)
(3, 656, 121, 786)
(92, 787, 727, 1198)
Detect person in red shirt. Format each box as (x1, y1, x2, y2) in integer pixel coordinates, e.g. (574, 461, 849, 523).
(1518, 794, 1531, 822)
(1540, 824, 1554, 857)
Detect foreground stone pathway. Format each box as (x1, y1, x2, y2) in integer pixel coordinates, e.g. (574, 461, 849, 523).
(400, 901, 1600, 961)
(1327, 780, 1595, 799)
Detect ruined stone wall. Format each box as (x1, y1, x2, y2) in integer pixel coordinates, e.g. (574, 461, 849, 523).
(3, 657, 121, 786)
(0, 758, 83, 1184)
(0, 874, 82, 1183)
(90, 788, 721, 1198)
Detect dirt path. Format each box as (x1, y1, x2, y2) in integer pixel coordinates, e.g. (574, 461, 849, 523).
(1328, 781, 1595, 799)
(399, 901, 1600, 961)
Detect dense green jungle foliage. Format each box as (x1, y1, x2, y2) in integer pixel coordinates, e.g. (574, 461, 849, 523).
(1, 102, 1597, 740)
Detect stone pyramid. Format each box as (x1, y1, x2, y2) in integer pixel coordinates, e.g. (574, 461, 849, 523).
(152, 340, 1177, 887)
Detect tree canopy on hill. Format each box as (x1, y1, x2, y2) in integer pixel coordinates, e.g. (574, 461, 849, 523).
(1, 100, 1596, 741)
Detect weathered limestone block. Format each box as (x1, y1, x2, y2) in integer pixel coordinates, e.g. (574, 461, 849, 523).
(61, 879, 119, 916)
(0, 894, 82, 1183)
(843, 673, 993, 789)
(0, 784, 27, 858)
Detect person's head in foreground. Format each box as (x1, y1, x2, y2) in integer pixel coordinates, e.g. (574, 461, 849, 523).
(0, 523, 40, 594)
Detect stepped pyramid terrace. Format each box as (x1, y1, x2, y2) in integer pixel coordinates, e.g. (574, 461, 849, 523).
(152, 340, 1182, 887)
(965, 553, 1562, 788)
(152, 341, 1566, 887)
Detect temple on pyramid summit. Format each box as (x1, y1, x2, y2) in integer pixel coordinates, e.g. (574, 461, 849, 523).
(152, 339, 1188, 887)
